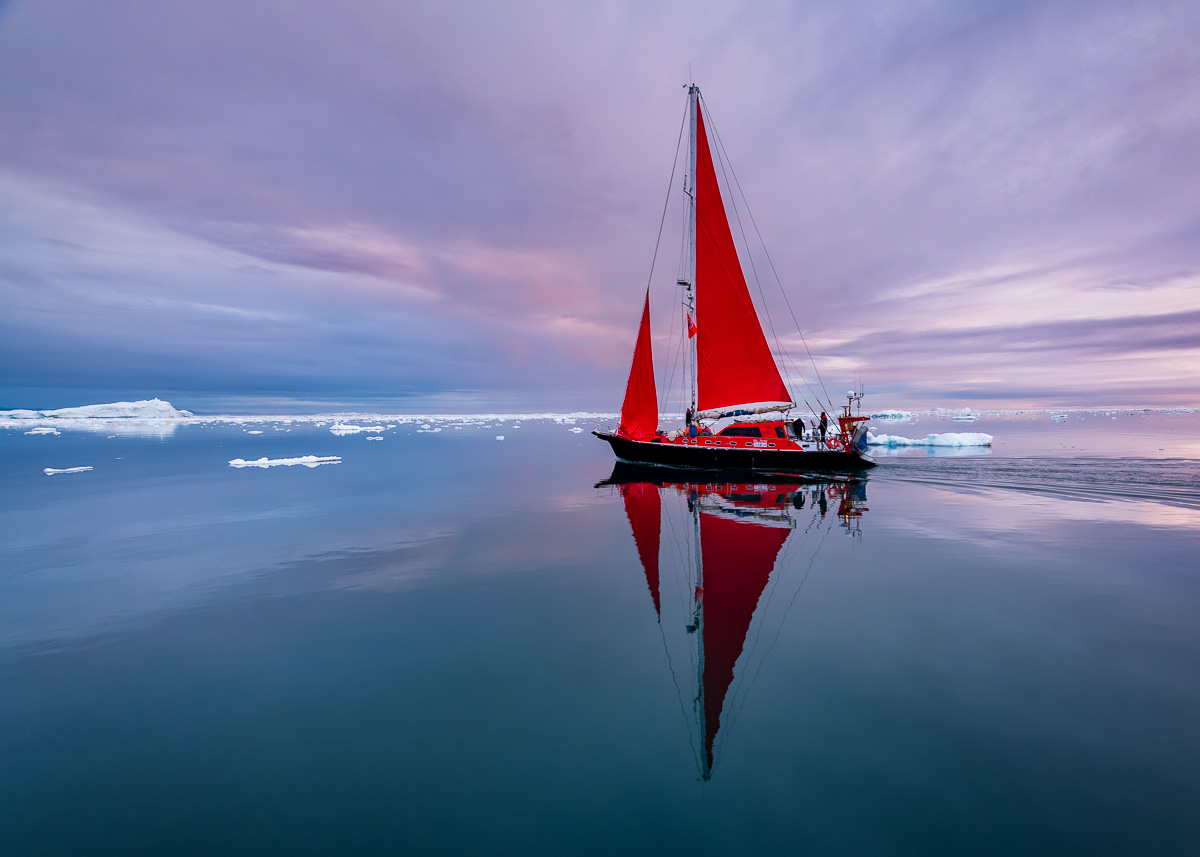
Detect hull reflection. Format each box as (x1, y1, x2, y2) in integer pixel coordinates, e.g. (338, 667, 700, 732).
(603, 464, 869, 779)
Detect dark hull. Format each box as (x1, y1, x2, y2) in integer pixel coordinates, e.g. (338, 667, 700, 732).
(593, 431, 876, 474)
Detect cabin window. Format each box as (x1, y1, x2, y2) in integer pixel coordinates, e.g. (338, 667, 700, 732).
(719, 426, 763, 437)
(774, 426, 785, 438)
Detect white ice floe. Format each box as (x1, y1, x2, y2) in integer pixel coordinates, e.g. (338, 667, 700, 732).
(228, 455, 342, 468)
(867, 432, 993, 447)
(569, 427, 583, 433)
(329, 424, 385, 435)
(496, 435, 505, 440)
(44, 466, 93, 475)
(25, 427, 60, 435)
(367, 436, 383, 441)
(246, 430, 263, 434)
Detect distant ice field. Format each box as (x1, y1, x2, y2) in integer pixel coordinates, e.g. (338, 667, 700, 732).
(2, 398, 1196, 457)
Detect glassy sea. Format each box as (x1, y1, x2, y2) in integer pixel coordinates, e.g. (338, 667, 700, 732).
(2, 410, 1199, 855)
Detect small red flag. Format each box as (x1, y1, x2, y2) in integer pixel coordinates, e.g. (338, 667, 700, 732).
(687, 315, 697, 339)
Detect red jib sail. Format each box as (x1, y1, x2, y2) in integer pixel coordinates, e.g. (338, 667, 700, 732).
(700, 511, 790, 773)
(618, 292, 658, 439)
(694, 104, 791, 413)
(619, 482, 661, 615)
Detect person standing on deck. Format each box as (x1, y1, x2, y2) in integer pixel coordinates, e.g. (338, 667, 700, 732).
(819, 412, 828, 446)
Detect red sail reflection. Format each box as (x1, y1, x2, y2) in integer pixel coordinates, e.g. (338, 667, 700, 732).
(619, 481, 662, 615)
(699, 510, 788, 773)
(605, 466, 869, 780)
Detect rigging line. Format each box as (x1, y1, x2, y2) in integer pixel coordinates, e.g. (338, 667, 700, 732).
(646, 99, 688, 292)
(699, 97, 834, 412)
(645, 100, 689, 400)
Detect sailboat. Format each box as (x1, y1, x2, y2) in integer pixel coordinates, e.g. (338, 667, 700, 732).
(601, 465, 869, 779)
(594, 85, 875, 473)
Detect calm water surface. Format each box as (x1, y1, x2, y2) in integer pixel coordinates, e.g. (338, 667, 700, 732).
(2, 411, 1199, 855)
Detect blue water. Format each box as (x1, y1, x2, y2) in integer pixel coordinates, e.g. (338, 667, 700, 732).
(2, 412, 1199, 855)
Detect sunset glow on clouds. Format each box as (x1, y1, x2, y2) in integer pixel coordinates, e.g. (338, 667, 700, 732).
(1, 0, 1198, 411)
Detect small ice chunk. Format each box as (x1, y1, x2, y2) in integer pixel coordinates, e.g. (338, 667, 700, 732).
(26, 427, 60, 435)
(44, 466, 93, 475)
(569, 427, 583, 433)
(496, 435, 505, 441)
(246, 430, 263, 434)
(367, 436, 383, 441)
(228, 455, 341, 468)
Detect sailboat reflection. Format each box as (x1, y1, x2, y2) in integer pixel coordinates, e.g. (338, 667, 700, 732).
(600, 464, 869, 779)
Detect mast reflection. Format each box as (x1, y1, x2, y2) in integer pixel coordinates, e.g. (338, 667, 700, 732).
(602, 464, 869, 779)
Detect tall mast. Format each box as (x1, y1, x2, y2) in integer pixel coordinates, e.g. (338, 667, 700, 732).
(685, 83, 699, 416)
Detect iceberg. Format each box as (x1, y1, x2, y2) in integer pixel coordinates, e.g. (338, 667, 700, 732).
(228, 455, 342, 468)
(1, 398, 194, 436)
(2, 398, 192, 421)
(867, 432, 993, 447)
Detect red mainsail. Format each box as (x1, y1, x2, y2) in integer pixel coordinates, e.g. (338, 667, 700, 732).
(700, 511, 790, 772)
(694, 104, 791, 413)
(619, 482, 661, 616)
(618, 292, 658, 440)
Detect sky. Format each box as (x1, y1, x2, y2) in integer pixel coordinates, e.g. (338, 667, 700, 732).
(1, 0, 1198, 413)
